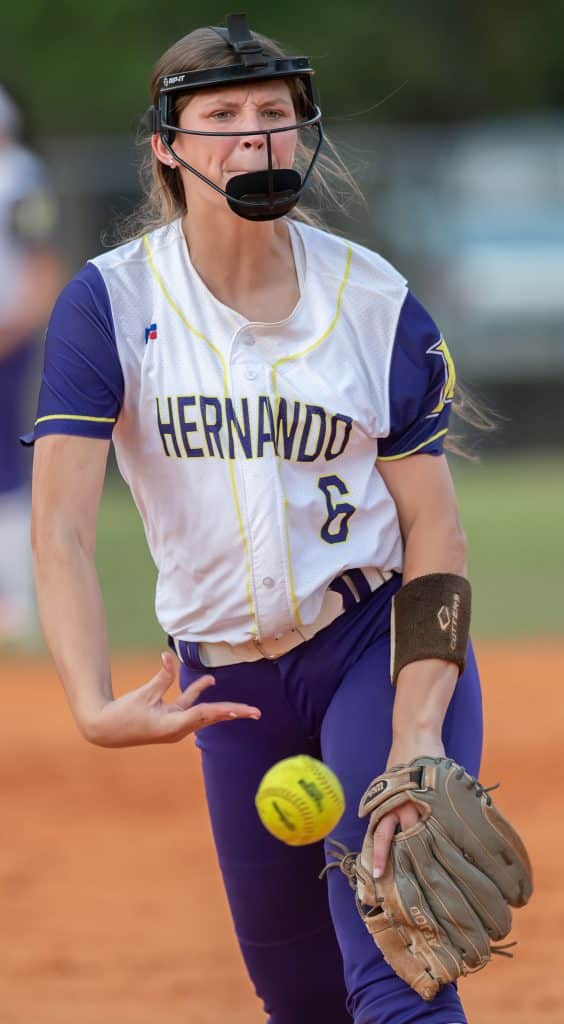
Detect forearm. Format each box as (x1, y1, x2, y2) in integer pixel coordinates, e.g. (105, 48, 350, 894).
(393, 515, 468, 739)
(33, 533, 114, 734)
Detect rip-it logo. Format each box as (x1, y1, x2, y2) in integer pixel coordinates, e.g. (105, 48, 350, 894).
(163, 75, 185, 88)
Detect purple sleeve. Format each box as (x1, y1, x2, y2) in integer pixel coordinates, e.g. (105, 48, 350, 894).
(378, 291, 456, 461)
(20, 262, 124, 446)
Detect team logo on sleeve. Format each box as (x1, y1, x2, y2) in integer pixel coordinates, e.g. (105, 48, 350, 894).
(427, 337, 456, 415)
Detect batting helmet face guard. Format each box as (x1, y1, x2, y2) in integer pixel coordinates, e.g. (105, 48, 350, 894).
(144, 13, 324, 221)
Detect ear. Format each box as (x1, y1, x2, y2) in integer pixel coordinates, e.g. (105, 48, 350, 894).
(151, 133, 177, 168)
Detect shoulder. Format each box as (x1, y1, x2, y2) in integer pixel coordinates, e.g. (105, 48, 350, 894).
(49, 262, 116, 350)
(291, 219, 407, 300)
(90, 219, 182, 277)
(378, 290, 455, 460)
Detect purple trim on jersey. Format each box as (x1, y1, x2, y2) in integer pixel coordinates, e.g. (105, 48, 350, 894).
(378, 291, 453, 460)
(20, 262, 123, 447)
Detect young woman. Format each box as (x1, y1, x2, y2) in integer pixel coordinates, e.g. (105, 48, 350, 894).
(0, 83, 62, 645)
(27, 16, 481, 1024)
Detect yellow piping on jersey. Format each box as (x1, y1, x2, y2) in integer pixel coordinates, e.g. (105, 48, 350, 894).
(272, 244, 353, 376)
(271, 243, 353, 626)
(143, 234, 258, 639)
(35, 413, 116, 425)
(378, 428, 448, 462)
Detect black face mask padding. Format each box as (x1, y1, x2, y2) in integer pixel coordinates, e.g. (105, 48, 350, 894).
(142, 14, 324, 220)
(225, 170, 302, 221)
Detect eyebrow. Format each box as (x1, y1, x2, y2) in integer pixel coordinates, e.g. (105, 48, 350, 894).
(198, 94, 293, 109)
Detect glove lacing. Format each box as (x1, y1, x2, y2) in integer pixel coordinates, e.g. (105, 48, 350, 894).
(319, 763, 502, 885)
(319, 763, 517, 964)
(319, 839, 368, 893)
(319, 839, 517, 961)
(448, 760, 501, 806)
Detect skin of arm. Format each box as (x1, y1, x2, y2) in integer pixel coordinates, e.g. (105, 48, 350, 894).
(31, 435, 261, 746)
(31, 434, 114, 732)
(371, 452, 468, 874)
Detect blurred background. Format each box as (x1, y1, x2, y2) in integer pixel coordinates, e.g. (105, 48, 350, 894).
(1, 0, 563, 650)
(1, 7, 562, 1024)
(1, 0, 563, 649)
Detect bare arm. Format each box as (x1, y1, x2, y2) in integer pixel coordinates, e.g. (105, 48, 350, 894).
(372, 452, 468, 873)
(31, 434, 114, 727)
(31, 435, 261, 745)
(379, 452, 467, 749)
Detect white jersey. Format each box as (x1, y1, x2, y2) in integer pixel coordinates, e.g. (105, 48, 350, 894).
(26, 217, 455, 644)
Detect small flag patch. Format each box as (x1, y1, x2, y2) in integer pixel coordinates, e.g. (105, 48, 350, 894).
(145, 323, 158, 342)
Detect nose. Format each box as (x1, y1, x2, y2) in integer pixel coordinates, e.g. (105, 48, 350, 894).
(242, 135, 265, 150)
(237, 113, 266, 149)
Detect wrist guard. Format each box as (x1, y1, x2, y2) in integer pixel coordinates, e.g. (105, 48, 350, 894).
(390, 573, 471, 684)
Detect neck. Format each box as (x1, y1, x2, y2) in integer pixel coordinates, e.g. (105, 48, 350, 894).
(181, 202, 292, 294)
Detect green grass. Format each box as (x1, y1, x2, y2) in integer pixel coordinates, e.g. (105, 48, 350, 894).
(96, 483, 162, 651)
(94, 453, 564, 650)
(452, 453, 564, 637)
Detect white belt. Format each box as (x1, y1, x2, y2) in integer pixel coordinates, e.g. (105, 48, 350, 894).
(178, 569, 393, 668)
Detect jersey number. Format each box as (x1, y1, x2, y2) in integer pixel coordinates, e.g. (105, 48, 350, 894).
(318, 475, 356, 544)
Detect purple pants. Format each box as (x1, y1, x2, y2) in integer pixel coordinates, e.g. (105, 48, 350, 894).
(178, 574, 483, 1024)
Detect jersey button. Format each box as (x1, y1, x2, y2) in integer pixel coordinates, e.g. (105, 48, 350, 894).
(243, 333, 256, 346)
(262, 577, 275, 588)
(245, 367, 258, 380)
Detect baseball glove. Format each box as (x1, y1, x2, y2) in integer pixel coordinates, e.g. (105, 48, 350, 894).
(323, 757, 533, 1001)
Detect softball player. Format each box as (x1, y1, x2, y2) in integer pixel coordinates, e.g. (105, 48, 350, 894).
(26, 16, 482, 1024)
(0, 84, 61, 644)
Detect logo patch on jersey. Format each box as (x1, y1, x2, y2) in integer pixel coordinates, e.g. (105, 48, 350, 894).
(427, 337, 456, 416)
(145, 323, 158, 343)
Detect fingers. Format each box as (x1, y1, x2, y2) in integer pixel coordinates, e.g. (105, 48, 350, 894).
(372, 803, 422, 878)
(372, 810, 400, 879)
(163, 701, 261, 741)
(168, 657, 261, 720)
(172, 671, 217, 710)
(160, 651, 176, 677)
(398, 803, 421, 831)
(187, 701, 262, 727)
(143, 651, 177, 699)
(151, 653, 217, 709)
(155, 651, 261, 740)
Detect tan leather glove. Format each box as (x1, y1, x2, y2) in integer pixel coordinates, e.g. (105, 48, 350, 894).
(326, 757, 533, 1001)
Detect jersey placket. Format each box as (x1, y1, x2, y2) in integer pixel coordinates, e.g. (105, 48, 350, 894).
(230, 324, 295, 641)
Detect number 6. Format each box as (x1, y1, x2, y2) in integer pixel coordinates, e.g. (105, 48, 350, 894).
(318, 475, 356, 544)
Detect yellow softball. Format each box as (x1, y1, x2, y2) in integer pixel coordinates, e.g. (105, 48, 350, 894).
(255, 755, 345, 846)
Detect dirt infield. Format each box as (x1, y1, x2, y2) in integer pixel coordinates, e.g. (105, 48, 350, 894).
(1, 641, 562, 1024)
